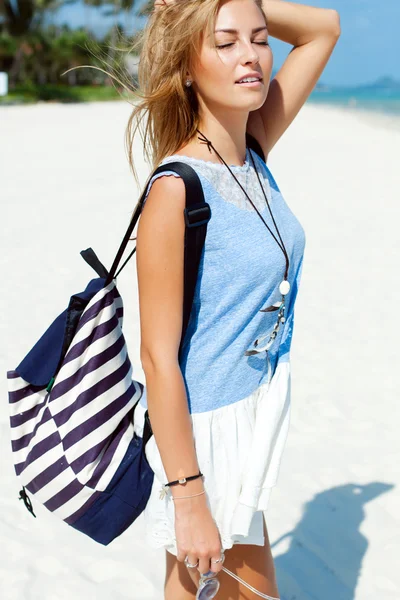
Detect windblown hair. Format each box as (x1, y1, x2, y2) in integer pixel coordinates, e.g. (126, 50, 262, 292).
(62, 0, 267, 213)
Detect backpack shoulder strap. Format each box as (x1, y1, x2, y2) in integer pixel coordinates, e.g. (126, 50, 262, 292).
(245, 132, 265, 163)
(105, 162, 211, 447)
(105, 161, 211, 359)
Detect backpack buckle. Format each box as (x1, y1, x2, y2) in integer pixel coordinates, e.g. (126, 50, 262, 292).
(184, 203, 211, 228)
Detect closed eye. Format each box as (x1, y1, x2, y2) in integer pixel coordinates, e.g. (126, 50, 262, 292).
(216, 41, 269, 49)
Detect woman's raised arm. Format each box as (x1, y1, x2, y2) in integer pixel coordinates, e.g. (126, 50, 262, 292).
(248, 0, 341, 157)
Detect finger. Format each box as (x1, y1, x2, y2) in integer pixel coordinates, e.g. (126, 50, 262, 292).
(176, 547, 187, 563)
(210, 550, 225, 574)
(153, 0, 167, 10)
(198, 555, 211, 576)
(210, 560, 223, 574)
(186, 552, 199, 570)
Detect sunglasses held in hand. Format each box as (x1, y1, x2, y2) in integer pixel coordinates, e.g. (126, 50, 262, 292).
(196, 564, 280, 599)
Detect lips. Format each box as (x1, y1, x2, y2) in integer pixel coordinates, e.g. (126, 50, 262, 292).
(235, 72, 263, 83)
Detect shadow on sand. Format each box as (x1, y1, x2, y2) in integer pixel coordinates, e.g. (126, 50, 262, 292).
(271, 482, 394, 600)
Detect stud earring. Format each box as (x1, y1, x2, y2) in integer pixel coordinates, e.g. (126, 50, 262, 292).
(185, 79, 192, 87)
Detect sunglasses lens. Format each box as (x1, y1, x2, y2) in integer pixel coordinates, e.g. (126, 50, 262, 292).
(197, 577, 220, 600)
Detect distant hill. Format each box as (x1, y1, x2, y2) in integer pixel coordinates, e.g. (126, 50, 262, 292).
(354, 76, 400, 91)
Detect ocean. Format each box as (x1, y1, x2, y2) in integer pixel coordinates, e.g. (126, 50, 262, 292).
(307, 87, 400, 117)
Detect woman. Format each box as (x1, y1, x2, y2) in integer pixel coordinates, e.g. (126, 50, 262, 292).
(131, 0, 340, 598)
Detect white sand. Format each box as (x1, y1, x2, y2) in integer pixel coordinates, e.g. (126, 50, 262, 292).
(0, 100, 399, 599)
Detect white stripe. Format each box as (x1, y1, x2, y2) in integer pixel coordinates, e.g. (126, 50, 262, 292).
(8, 376, 32, 393)
(94, 422, 134, 491)
(10, 395, 49, 441)
(12, 417, 56, 465)
(70, 435, 110, 484)
(84, 281, 115, 308)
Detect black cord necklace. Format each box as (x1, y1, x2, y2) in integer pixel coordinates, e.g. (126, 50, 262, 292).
(196, 128, 290, 358)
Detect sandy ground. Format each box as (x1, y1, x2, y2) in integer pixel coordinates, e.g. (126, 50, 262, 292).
(0, 100, 399, 600)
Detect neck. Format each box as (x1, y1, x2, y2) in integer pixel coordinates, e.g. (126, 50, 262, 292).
(195, 108, 249, 167)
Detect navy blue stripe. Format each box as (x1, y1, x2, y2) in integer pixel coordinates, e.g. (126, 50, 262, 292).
(7, 370, 20, 379)
(15, 462, 25, 476)
(8, 382, 45, 404)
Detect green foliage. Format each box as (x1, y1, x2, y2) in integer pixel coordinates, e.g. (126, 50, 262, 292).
(0, 0, 141, 100)
(0, 33, 17, 56)
(0, 83, 132, 104)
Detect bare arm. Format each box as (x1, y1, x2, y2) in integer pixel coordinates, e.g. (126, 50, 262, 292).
(247, 0, 341, 157)
(137, 175, 203, 498)
(136, 174, 223, 573)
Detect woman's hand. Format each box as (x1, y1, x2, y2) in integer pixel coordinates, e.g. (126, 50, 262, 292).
(174, 494, 225, 575)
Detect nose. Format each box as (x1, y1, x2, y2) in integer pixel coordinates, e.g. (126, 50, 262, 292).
(240, 40, 260, 66)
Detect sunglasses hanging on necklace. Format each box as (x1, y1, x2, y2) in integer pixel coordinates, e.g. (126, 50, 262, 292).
(196, 129, 290, 359)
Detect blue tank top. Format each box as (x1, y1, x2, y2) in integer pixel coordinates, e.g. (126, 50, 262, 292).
(139, 146, 306, 414)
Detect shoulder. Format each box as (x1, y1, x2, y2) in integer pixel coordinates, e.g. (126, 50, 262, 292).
(137, 173, 187, 263)
(148, 170, 186, 195)
(142, 169, 186, 211)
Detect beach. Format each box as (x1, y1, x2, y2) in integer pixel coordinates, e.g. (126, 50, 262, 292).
(0, 100, 399, 599)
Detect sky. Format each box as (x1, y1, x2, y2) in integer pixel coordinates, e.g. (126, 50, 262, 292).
(50, 0, 399, 87)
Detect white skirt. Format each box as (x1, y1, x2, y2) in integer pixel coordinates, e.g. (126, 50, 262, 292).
(133, 360, 291, 556)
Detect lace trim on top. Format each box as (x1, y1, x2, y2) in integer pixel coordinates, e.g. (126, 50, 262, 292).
(158, 147, 273, 213)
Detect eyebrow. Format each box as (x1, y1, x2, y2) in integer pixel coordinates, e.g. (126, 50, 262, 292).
(214, 26, 268, 34)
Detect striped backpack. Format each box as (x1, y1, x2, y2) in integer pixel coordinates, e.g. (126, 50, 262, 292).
(6, 134, 264, 546)
(6, 161, 212, 546)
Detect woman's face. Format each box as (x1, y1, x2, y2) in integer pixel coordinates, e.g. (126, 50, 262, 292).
(191, 0, 273, 114)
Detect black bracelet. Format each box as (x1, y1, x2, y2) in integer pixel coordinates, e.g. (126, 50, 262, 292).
(165, 471, 203, 488)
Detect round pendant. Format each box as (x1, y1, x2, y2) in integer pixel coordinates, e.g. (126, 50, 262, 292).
(279, 280, 290, 295)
